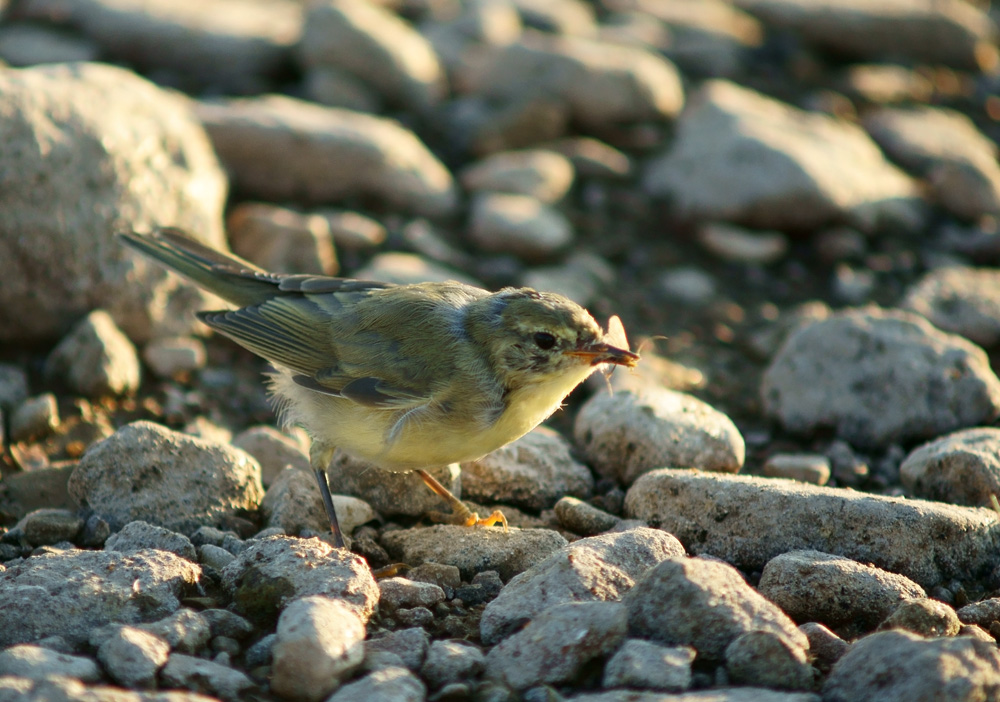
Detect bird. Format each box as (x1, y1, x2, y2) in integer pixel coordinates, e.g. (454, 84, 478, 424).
(122, 227, 639, 547)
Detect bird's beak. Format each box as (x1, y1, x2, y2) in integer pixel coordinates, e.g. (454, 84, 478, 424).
(564, 342, 640, 368)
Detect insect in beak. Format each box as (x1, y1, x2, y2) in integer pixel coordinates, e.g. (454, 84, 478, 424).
(563, 316, 640, 368)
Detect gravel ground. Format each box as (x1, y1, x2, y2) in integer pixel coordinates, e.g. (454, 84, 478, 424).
(3, 0, 1000, 700)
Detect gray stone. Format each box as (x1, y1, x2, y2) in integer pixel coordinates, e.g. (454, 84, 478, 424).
(725, 631, 814, 691)
(461, 33, 683, 128)
(759, 550, 925, 638)
(623, 556, 808, 660)
(733, 0, 997, 70)
(697, 222, 788, 265)
(232, 425, 310, 487)
(220, 535, 378, 622)
(407, 563, 461, 593)
(201, 609, 254, 641)
(900, 427, 1000, 507)
(9, 394, 59, 442)
(881, 598, 961, 638)
(365, 628, 430, 672)
(298, 0, 445, 113)
(823, 629, 1000, 702)
(762, 453, 830, 485)
(97, 626, 170, 689)
(161, 653, 256, 701)
(16, 508, 83, 547)
(602, 639, 694, 691)
(45, 310, 141, 398)
(105, 521, 197, 561)
(469, 193, 574, 262)
(420, 639, 484, 689)
(865, 107, 1000, 220)
(0, 62, 226, 345)
(138, 609, 211, 654)
(271, 596, 366, 702)
(383, 526, 567, 582)
(322, 209, 387, 251)
(304, 64, 383, 113)
(904, 267, 1000, 347)
(227, 202, 337, 277)
(263, 466, 378, 538)
(326, 456, 460, 518)
(379, 578, 446, 613)
(761, 307, 1000, 448)
(572, 690, 819, 702)
(0, 548, 200, 647)
(325, 666, 427, 702)
(798, 622, 848, 672)
(70, 421, 264, 534)
(461, 150, 575, 203)
(461, 429, 593, 511)
(481, 527, 685, 645)
(957, 598, 1000, 630)
(624, 469, 1000, 590)
(643, 80, 921, 232)
(486, 602, 626, 690)
(142, 336, 207, 379)
(553, 496, 622, 536)
(198, 544, 236, 571)
(195, 95, 456, 217)
(0, 364, 29, 411)
(575, 388, 745, 485)
(0, 23, 99, 66)
(0, 644, 100, 682)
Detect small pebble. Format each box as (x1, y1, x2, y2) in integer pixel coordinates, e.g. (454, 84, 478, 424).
(10, 394, 59, 442)
(763, 453, 832, 485)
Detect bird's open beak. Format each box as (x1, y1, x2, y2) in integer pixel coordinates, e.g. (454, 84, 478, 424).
(564, 343, 640, 368)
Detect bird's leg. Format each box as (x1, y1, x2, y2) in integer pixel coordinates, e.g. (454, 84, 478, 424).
(310, 442, 345, 548)
(416, 468, 508, 532)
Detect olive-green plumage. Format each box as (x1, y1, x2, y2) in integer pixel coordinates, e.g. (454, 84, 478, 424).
(122, 227, 638, 543)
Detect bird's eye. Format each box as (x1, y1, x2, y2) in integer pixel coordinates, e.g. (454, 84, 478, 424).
(533, 332, 556, 350)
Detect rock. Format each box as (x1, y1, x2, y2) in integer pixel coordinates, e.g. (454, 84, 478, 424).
(762, 453, 830, 485)
(758, 550, 925, 638)
(658, 267, 718, 305)
(105, 520, 198, 561)
(70, 421, 264, 535)
(469, 193, 574, 261)
(761, 307, 1000, 449)
(220, 535, 378, 622)
(697, 222, 788, 265)
(378, 578, 446, 612)
(263, 466, 377, 537)
(0, 62, 226, 345)
(900, 427, 1000, 507)
(574, 388, 745, 486)
(18, 0, 301, 93)
(133, 609, 211, 654)
(298, 0, 445, 113)
(195, 95, 456, 216)
(303, 64, 383, 113)
(643, 80, 921, 232)
(381, 525, 568, 582)
(9, 394, 59, 443)
(725, 631, 814, 691)
(326, 456, 460, 518)
(540, 137, 631, 179)
(0, 23, 99, 65)
(97, 626, 170, 689)
(798, 622, 848, 672)
(823, 629, 1000, 702)
(460, 32, 684, 128)
(420, 640, 484, 689)
(271, 596, 366, 702)
(15, 508, 83, 548)
(161, 653, 256, 701)
(0, 548, 200, 647)
(625, 469, 1000, 590)
(325, 666, 426, 702)
(553, 496, 622, 536)
(460, 150, 574, 203)
(574, 690, 819, 702)
(0, 644, 101, 682)
(623, 556, 807, 660)
(480, 527, 685, 645)
(45, 310, 141, 398)
(903, 267, 1000, 347)
(881, 598, 962, 638)
(201, 609, 254, 641)
(353, 252, 480, 287)
(734, 0, 998, 71)
(957, 598, 1000, 629)
(227, 202, 337, 277)
(602, 639, 694, 691)
(142, 336, 207, 379)
(232, 425, 309, 487)
(864, 106, 1000, 220)
(0, 364, 29, 411)
(321, 210, 387, 251)
(485, 602, 627, 690)
(519, 250, 617, 307)
(460, 428, 593, 511)
(365, 628, 430, 673)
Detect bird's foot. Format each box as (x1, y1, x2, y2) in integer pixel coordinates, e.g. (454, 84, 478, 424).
(417, 468, 509, 533)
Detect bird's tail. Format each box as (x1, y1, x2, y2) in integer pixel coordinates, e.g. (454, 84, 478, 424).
(121, 227, 280, 307)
